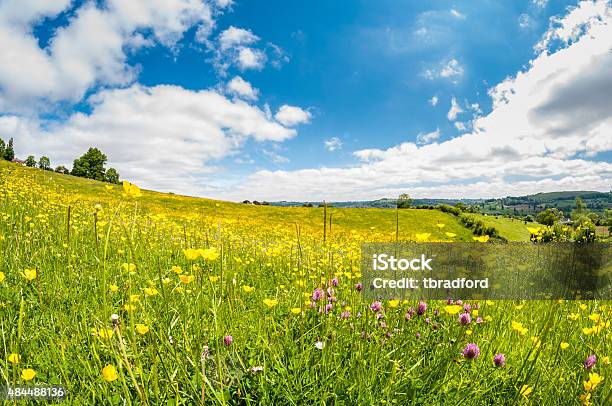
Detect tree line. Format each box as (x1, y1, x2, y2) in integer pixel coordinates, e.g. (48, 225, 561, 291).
(0, 137, 120, 184)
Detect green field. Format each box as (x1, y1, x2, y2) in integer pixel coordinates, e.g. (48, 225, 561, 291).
(0, 160, 609, 405)
(463, 213, 539, 242)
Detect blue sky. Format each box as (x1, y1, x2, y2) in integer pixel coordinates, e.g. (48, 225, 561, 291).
(0, 0, 610, 200)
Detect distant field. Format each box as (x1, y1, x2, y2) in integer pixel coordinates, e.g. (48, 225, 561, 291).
(463, 213, 538, 242)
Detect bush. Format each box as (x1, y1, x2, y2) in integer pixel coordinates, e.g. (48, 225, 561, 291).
(55, 165, 70, 174)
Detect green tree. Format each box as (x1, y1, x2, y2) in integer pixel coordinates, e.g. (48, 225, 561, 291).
(0, 139, 5, 158)
(4, 138, 14, 161)
(71, 148, 107, 181)
(536, 208, 559, 226)
(25, 155, 36, 167)
(38, 156, 51, 170)
(55, 165, 70, 174)
(397, 193, 412, 209)
(605, 209, 612, 236)
(571, 196, 590, 224)
(105, 167, 120, 184)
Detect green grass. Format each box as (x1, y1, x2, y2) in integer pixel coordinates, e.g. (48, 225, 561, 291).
(463, 213, 538, 242)
(0, 160, 610, 405)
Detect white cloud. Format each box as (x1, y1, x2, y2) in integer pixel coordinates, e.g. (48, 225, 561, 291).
(440, 59, 464, 78)
(212, 26, 276, 73)
(274, 105, 312, 126)
(519, 13, 534, 29)
(447, 97, 464, 121)
(237, 47, 266, 70)
(0, 0, 220, 112)
(324, 137, 343, 151)
(454, 122, 467, 131)
(262, 149, 289, 164)
(532, 0, 548, 9)
(424, 58, 464, 81)
(3, 85, 306, 194)
(227, 76, 258, 100)
(450, 9, 465, 19)
(535, 0, 609, 52)
(213, 1, 612, 201)
(218, 26, 259, 50)
(416, 129, 440, 145)
(429, 96, 439, 106)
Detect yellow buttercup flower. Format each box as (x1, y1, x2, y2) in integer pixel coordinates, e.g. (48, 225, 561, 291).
(109, 284, 119, 293)
(519, 385, 532, 398)
(436, 223, 445, 229)
(97, 328, 113, 340)
(179, 274, 195, 284)
(198, 247, 220, 261)
(183, 249, 200, 261)
(560, 342, 569, 350)
(445, 232, 457, 238)
(8, 353, 20, 364)
(583, 372, 603, 392)
(242, 285, 254, 293)
(21, 368, 36, 381)
(209, 276, 219, 282)
(388, 299, 400, 308)
(22, 269, 37, 281)
(263, 298, 278, 308)
(290, 307, 302, 314)
(144, 287, 159, 297)
(135, 324, 150, 335)
(102, 364, 118, 382)
(121, 263, 136, 273)
(511, 321, 528, 336)
(473, 235, 490, 243)
(0, 272, 5, 283)
(171, 265, 183, 274)
(444, 305, 462, 315)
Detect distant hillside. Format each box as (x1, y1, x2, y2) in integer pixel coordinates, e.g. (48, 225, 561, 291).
(272, 197, 484, 209)
(482, 191, 612, 216)
(272, 191, 612, 215)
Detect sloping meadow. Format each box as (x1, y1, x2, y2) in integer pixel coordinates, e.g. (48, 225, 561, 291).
(0, 161, 610, 404)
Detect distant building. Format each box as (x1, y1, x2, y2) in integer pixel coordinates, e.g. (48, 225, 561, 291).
(11, 158, 26, 166)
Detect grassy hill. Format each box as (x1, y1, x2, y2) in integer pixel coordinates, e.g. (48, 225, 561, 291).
(0, 160, 475, 242)
(462, 213, 538, 242)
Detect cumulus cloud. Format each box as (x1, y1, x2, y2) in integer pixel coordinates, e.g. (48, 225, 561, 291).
(424, 58, 464, 82)
(227, 76, 258, 100)
(237, 47, 266, 70)
(3, 85, 303, 194)
(214, 0, 612, 201)
(429, 96, 439, 106)
(274, 105, 312, 126)
(218, 26, 259, 50)
(0, 0, 219, 112)
(211, 26, 286, 74)
(324, 137, 343, 151)
(416, 129, 441, 145)
(447, 97, 464, 121)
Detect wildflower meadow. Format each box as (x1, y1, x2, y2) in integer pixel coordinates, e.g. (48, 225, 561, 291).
(0, 160, 610, 405)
